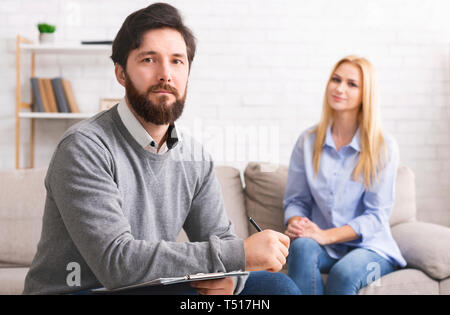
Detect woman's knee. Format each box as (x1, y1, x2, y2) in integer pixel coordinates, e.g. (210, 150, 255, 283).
(325, 262, 361, 294)
(325, 249, 385, 294)
(290, 237, 322, 257)
(327, 261, 356, 283)
(288, 238, 323, 269)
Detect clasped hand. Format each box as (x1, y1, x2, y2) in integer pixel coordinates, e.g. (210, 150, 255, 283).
(285, 217, 327, 245)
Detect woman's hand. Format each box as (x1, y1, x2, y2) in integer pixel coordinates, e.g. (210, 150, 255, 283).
(284, 217, 306, 241)
(296, 217, 328, 245)
(285, 217, 329, 245)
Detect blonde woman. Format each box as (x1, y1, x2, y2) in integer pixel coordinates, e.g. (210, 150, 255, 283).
(283, 56, 406, 295)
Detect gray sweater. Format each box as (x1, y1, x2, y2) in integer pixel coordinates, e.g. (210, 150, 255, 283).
(23, 105, 246, 294)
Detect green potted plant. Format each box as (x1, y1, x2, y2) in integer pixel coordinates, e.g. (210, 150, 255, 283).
(37, 23, 56, 44)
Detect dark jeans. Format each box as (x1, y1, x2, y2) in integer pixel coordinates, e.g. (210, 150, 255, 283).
(76, 271, 301, 295)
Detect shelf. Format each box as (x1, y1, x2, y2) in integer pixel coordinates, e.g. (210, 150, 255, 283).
(20, 43, 111, 55)
(19, 112, 96, 119)
(15, 35, 111, 169)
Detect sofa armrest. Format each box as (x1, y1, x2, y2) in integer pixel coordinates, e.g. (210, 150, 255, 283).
(391, 222, 450, 280)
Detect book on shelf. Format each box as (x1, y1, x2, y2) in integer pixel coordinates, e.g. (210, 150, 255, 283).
(36, 78, 51, 112)
(51, 78, 70, 113)
(43, 78, 58, 112)
(61, 79, 80, 113)
(30, 78, 44, 112)
(30, 77, 80, 114)
(81, 40, 113, 45)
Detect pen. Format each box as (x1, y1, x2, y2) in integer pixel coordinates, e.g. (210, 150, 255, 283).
(248, 216, 262, 232)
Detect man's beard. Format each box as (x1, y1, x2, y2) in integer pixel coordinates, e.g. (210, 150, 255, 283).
(125, 74, 186, 125)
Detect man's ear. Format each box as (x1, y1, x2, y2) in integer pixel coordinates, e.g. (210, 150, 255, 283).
(114, 63, 126, 87)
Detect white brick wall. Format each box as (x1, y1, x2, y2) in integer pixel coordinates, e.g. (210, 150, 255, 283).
(0, 0, 449, 226)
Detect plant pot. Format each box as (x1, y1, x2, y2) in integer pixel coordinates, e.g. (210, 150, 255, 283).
(39, 33, 55, 44)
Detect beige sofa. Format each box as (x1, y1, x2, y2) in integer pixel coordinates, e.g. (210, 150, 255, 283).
(1, 163, 449, 294)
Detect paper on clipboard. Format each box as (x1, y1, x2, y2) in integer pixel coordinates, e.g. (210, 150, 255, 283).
(92, 270, 249, 293)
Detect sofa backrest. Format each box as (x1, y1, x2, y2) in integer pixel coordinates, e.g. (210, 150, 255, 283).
(243, 162, 417, 236)
(244, 163, 287, 234)
(0, 163, 415, 266)
(0, 168, 47, 266)
(390, 166, 417, 226)
(215, 166, 249, 239)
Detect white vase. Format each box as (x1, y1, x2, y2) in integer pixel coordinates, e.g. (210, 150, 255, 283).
(39, 33, 55, 44)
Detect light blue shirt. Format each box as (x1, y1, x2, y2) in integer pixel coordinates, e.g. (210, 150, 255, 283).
(283, 125, 406, 267)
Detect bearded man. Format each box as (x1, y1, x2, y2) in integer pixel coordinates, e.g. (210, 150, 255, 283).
(23, 3, 299, 295)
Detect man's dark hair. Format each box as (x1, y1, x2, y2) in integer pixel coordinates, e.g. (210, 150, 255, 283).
(111, 3, 196, 70)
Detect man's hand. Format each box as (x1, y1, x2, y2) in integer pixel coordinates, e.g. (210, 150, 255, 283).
(243, 229, 290, 272)
(190, 277, 234, 295)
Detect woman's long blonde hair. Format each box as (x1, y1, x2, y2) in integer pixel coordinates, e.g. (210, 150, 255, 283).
(312, 55, 387, 189)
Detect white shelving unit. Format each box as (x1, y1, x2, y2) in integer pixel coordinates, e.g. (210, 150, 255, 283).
(20, 43, 111, 55)
(15, 35, 112, 169)
(18, 112, 96, 119)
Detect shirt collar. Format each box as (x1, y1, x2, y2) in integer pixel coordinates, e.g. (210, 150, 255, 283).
(117, 98, 181, 150)
(323, 124, 361, 152)
(348, 127, 361, 152)
(324, 125, 335, 150)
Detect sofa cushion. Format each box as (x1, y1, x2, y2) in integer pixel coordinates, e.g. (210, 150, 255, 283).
(390, 165, 416, 226)
(439, 277, 450, 295)
(323, 269, 440, 295)
(0, 267, 28, 295)
(392, 222, 450, 280)
(215, 166, 249, 240)
(244, 162, 287, 234)
(0, 168, 47, 266)
(243, 162, 417, 237)
(357, 269, 439, 295)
